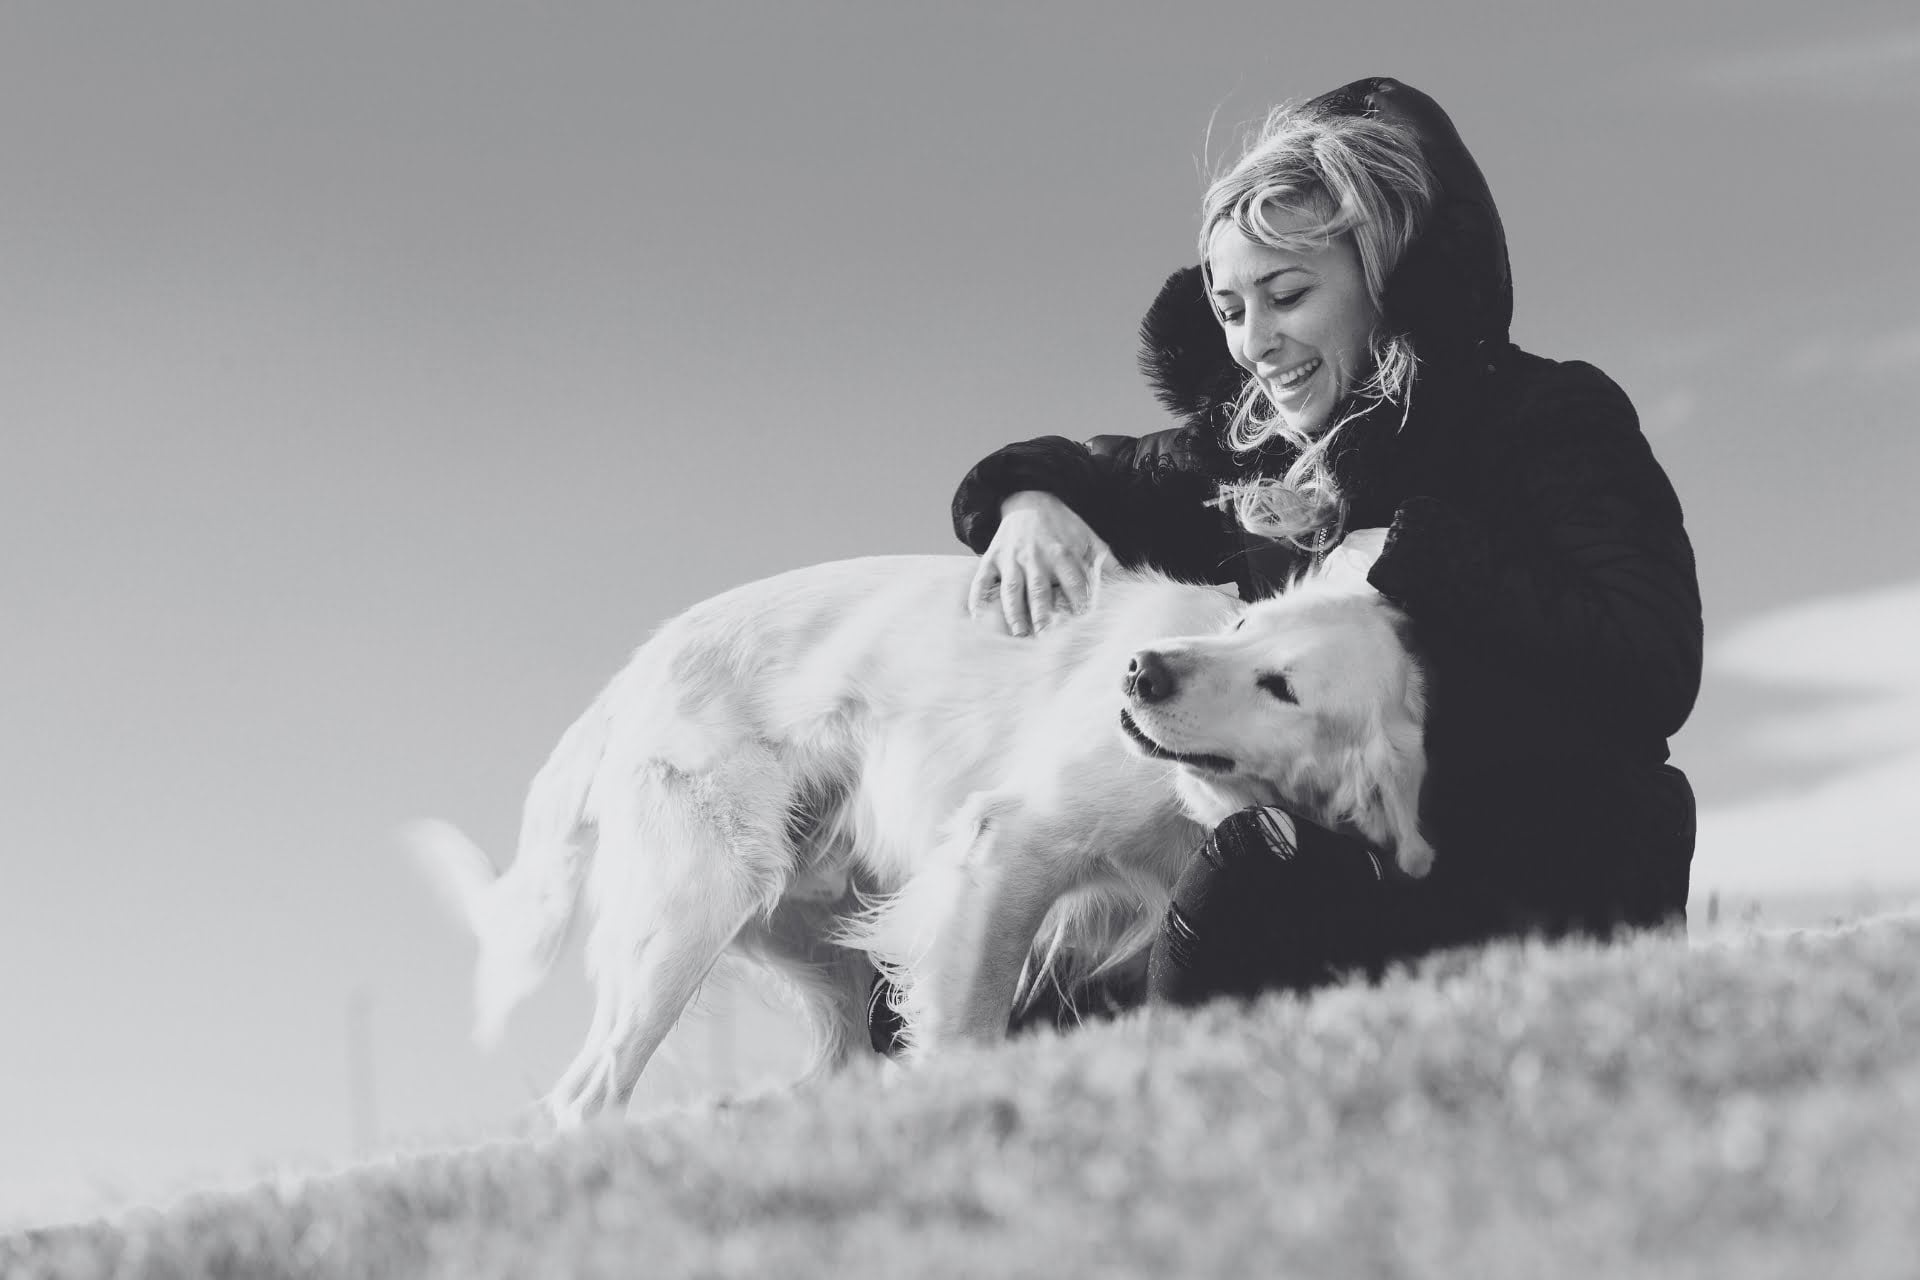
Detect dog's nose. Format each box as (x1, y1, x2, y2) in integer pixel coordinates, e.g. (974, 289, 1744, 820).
(1125, 650, 1177, 704)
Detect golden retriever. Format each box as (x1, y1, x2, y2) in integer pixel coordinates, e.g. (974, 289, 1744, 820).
(408, 550, 1428, 1127)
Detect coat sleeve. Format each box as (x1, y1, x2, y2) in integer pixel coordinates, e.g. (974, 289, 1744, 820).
(1365, 361, 1703, 741)
(950, 425, 1244, 583)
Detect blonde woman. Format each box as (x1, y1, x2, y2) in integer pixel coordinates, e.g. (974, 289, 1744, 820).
(924, 78, 1700, 1026)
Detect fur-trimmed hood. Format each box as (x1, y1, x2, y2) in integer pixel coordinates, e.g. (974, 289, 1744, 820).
(1138, 77, 1513, 433)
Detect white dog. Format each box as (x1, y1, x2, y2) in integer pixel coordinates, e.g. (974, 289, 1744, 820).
(409, 550, 1428, 1126)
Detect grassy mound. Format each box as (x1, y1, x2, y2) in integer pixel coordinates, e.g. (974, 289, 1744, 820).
(8, 914, 1918, 1278)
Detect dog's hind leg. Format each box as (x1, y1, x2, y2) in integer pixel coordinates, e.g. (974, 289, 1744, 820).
(546, 894, 763, 1127)
(545, 969, 618, 1121)
(545, 756, 795, 1128)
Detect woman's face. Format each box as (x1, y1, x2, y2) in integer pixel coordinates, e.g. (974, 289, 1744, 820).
(1206, 204, 1379, 438)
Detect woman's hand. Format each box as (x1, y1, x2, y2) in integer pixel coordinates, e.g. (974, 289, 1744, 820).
(1319, 525, 1390, 588)
(1336, 525, 1390, 565)
(968, 490, 1111, 636)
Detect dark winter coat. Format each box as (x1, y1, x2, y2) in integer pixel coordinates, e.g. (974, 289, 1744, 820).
(950, 78, 1703, 945)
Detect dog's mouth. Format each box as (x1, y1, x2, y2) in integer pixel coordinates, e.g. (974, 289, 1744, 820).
(1119, 709, 1235, 774)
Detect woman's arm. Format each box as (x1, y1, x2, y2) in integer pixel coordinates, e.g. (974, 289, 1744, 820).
(951, 425, 1241, 582)
(1367, 361, 1703, 741)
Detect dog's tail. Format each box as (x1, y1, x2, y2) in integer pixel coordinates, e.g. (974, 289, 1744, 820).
(406, 696, 612, 1047)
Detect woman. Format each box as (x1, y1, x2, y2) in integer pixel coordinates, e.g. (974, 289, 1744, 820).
(942, 77, 1701, 1019)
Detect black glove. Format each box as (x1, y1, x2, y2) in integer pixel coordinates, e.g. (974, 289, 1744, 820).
(1147, 806, 1388, 1006)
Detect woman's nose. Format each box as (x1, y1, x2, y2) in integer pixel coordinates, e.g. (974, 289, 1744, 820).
(1238, 316, 1280, 368)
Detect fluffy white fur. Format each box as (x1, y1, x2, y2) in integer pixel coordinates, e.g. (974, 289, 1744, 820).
(408, 552, 1427, 1127)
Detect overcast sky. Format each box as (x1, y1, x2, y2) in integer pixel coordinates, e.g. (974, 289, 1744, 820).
(3, 0, 1917, 1226)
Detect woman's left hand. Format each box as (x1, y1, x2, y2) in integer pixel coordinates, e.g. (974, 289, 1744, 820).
(1319, 525, 1390, 587)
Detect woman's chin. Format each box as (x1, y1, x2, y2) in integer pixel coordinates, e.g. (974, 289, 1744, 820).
(1261, 383, 1336, 438)
(1272, 403, 1335, 439)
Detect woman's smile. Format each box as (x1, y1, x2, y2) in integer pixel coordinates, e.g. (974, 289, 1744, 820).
(1264, 355, 1323, 396)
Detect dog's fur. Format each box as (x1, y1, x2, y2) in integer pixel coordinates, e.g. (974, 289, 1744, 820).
(409, 553, 1427, 1126)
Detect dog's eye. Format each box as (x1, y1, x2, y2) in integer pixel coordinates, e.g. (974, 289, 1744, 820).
(1233, 617, 1246, 632)
(1258, 673, 1295, 703)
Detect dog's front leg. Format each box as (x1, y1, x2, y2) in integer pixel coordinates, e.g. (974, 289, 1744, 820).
(895, 795, 1080, 1056)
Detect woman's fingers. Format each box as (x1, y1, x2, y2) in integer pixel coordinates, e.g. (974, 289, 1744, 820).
(972, 552, 1103, 636)
(967, 558, 999, 621)
(968, 549, 1038, 635)
(1023, 557, 1055, 634)
(1053, 555, 1093, 615)
(999, 570, 1031, 636)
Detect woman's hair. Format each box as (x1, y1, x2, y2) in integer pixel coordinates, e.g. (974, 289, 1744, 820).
(1200, 101, 1436, 550)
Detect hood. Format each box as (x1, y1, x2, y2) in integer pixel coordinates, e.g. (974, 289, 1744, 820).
(1139, 77, 1513, 430)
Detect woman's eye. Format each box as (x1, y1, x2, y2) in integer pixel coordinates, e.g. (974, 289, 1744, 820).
(1271, 289, 1308, 308)
(1216, 309, 1243, 325)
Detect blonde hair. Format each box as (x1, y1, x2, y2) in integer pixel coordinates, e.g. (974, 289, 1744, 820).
(1200, 102, 1436, 550)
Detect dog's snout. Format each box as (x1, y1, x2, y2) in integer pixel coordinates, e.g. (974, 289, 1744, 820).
(1125, 650, 1178, 704)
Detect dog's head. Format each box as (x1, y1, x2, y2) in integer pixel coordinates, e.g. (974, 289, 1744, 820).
(1118, 578, 1433, 878)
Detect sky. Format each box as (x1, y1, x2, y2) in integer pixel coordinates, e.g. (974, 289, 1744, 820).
(3, 0, 1918, 1227)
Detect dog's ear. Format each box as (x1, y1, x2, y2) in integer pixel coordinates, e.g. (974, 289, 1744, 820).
(1376, 662, 1434, 879)
(1326, 661, 1433, 879)
(1373, 720, 1433, 879)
